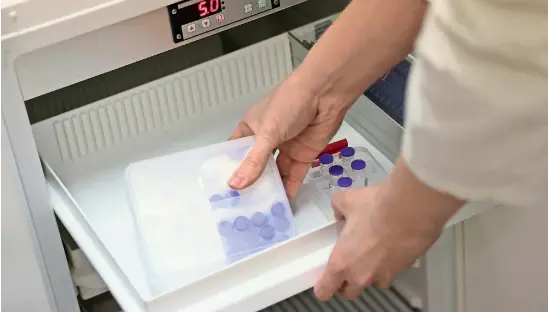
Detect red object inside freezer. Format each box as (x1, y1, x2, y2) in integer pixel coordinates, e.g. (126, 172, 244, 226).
(311, 139, 348, 168)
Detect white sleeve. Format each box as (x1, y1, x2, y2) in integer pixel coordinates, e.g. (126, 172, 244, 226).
(403, 0, 548, 207)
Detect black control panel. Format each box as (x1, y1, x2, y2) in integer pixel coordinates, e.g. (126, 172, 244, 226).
(168, 0, 281, 44)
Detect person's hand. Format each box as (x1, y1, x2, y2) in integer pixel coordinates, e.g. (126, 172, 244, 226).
(313, 185, 447, 301)
(228, 74, 352, 198)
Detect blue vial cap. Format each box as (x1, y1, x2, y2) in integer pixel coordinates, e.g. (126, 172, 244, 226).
(234, 216, 250, 231)
(271, 202, 286, 219)
(318, 153, 334, 165)
(329, 165, 344, 176)
(351, 159, 366, 170)
(340, 147, 355, 157)
(251, 212, 267, 227)
(209, 194, 223, 202)
(226, 189, 240, 198)
(337, 177, 353, 188)
(259, 225, 276, 241)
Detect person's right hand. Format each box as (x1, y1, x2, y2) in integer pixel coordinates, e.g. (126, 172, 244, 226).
(228, 74, 352, 198)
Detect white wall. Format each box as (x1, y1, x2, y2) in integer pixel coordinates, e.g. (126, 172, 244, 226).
(463, 204, 548, 312)
(1, 123, 56, 312)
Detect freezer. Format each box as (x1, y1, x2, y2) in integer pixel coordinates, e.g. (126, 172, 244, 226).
(2, 0, 495, 311)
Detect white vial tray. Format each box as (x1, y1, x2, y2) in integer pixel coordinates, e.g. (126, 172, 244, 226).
(307, 146, 387, 187)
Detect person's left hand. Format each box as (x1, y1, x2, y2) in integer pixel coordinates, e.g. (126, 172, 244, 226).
(313, 185, 445, 301)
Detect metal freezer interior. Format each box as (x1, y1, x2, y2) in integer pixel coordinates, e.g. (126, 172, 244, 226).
(2, 0, 495, 311)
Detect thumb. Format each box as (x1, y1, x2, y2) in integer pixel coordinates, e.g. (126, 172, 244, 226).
(228, 136, 276, 189)
(331, 191, 350, 221)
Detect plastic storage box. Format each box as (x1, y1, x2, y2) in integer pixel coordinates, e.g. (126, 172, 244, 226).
(125, 136, 295, 290)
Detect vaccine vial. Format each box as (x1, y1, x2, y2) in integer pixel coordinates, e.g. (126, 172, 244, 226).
(340, 147, 355, 168)
(354, 147, 377, 174)
(318, 153, 334, 175)
(328, 165, 345, 187)
(350, 159, 368, 187)
(336, 177, 353, 191)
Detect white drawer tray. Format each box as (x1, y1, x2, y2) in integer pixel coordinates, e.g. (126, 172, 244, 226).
(33, 34, 493, 312)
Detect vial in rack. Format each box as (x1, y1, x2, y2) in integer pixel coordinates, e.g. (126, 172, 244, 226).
(340, 147, 355, 168)
(336, 177, 353, 191)
(328, 165, 345, 188)
(318, 153, 334, 176)
(350, 159, 368, 187)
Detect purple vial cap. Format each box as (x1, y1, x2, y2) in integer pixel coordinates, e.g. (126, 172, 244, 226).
(226, 189, 240, 198)
(337, 177, 353, 188)
(271, 202, 286, 219)
(259, 225, 276, 241)
(251, 212, 267, 226)
(351, 159, 366, 170)
(234, 216, 250, 231)
(329, 165, 344, 176)
(217, 220, 233, 237)
(340, 147, 355, 157)
(318, 153, 334, 165)
(242, 231, 260, 247)
(273, 218, 290, 232)
(209, 194, 223, 202)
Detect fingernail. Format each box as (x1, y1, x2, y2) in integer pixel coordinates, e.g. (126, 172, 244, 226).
(228, 172, 246, 189)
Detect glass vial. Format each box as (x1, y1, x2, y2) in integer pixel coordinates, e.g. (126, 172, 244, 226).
(318, 153, 334, 176)
(336, 177, 353, 192)
(340, 147, 355, 168)
(329, 165, 345, 188)
(350, 159, 368, 187)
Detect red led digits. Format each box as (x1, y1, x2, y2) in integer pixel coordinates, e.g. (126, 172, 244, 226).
(198, 0, 220, 17)
(198, 1, 208, 17)
(210, 0, 219, 12)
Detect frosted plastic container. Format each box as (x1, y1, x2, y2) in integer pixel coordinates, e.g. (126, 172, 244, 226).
(125, 136, 295, 286)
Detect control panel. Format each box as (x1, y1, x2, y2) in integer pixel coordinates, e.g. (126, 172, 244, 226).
(168, 0, 281, 43)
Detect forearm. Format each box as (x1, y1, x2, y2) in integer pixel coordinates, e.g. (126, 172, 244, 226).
(292, 0, 426, 107)
(378, 157, 465, 233)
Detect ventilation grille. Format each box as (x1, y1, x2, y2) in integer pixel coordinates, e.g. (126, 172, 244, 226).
(364, 59, 411, 126)
(50, 37, 291, 162)
(263, 287, 416, 312)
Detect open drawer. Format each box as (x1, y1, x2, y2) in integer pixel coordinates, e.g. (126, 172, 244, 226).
(29, 18, 493, 312)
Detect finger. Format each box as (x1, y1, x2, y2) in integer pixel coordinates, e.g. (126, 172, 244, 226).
(228, 122, 254, 140)
(314, 249, 346, 301)
(276, 153, 310, 198)
(331, 191, 349, 221)
(228, 136, 276, 189)
(339, 282, 364, 301)
(341, 271, 374, 300)
(331, 188, 367, 221)
(375, 273, 393, 289)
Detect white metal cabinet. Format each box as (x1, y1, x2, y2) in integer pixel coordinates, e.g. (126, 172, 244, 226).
(1, 122, 77, 312)
(463, 205, 548, 312)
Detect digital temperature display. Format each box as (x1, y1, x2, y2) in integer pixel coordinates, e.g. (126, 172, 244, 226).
(179, 0, 222, 24)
